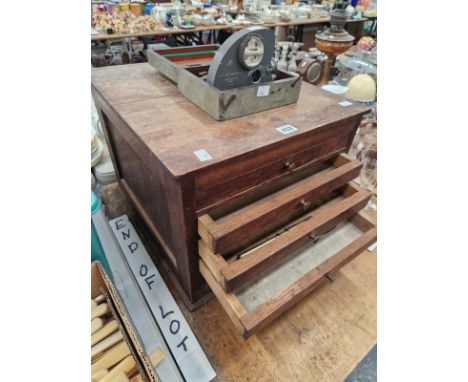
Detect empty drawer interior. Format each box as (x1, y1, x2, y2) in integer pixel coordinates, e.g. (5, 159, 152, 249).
(198, 181, 376, 338)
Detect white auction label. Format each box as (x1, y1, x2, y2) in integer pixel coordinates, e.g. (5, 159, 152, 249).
(339, 100, 353, 107)
(257, 85, 270, 97)
(368, 241, 378, 252)
(276, 124, 298, 135)
(193, 149, 212, 162)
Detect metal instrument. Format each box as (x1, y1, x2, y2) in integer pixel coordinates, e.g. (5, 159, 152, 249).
(207, 27, 276, 90)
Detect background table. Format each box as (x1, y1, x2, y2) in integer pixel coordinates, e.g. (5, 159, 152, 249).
(91, 17, 369, 44)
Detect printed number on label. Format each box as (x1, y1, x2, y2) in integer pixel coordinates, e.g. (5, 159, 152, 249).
(276, 124, 298, 135)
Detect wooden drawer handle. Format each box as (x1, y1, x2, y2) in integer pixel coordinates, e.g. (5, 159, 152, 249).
(284, 161, 297, 172)
(308, 233, 319, 243)
(299, 199, 310, 210)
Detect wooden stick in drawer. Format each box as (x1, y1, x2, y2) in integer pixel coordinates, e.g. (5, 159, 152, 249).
(92, 331, 124, 359)
(91, 341, 131, 376)
(98, 356, 135, 382)
(148, 347, 165, 367)
(92, 303, 110, 320)
(220, 187, 371, 292)
(199, 154, 362, 254)
(92, 318, 104, 335)
(106, 371, 129, 382)
(91, 368, 108, 382)
(99, 348, 164, 382)
(94, 294, 106, 304)
(92, 320, 119, 346)
(129, 375, 144, 382)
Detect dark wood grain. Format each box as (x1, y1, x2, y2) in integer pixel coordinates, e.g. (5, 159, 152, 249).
(199, 154, 363, 254)
(220, 188, 372, 292)
(196, 132, 351, 211)
(198, 212, 377, 338)
(91, 63, 370, 304)
(92, 64, 369, 178)
(101, 182, 377, 382)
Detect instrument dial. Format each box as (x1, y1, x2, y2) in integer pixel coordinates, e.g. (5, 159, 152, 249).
(239, 35, 265, 69)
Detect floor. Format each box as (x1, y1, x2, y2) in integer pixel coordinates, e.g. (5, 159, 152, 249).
(344, 345, 377, 382)
(101, 183, 377, 382)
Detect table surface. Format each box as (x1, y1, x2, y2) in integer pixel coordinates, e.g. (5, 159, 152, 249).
(91, 63, 368, 177)
(91, 17, 368, 41)
(101, 183, 377, 382)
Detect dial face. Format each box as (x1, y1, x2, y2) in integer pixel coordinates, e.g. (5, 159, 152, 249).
(307, 62, 322, 83)
(239, 35, 264, 69)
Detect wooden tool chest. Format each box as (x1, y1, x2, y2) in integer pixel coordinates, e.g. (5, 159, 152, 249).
(91, 63, 376, 338)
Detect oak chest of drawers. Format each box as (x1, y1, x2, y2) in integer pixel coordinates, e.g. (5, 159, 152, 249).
(92, 63, 376, 338)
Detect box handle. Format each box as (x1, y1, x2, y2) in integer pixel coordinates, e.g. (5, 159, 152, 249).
(284, 161, 297, 172)
(299, 198, 311, 210)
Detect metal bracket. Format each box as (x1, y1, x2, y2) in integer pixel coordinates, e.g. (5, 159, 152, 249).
(300, 199, 311, 210)
(284, 160, 297, 172)
(309, 233, 319, 243)
(220, 94, 237, 111)
(325, 273, 336, 283)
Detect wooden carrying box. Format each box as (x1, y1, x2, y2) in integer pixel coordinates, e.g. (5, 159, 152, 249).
(91, 262, 160, 381)
(91, 63, 375, 338)
(147, 45, 302, 121)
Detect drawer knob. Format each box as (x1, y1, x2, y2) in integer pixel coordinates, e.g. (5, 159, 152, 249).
(284, 161, 297, 172)
(299, 199, 311, 210)
(309, 233, 319, 243)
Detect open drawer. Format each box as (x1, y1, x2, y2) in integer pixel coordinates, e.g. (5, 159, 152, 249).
(198, 153, 363, 256)
(198, 183, 377, 338)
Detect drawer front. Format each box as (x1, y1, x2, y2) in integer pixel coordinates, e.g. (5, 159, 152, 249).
(198, 188, 377, 338)
(198, 154, 362, 255)
(212, 186, 371, 292)
(196, 132, 351, 212)
(194, 118, 360, 200)
(197, 152, 376, 338)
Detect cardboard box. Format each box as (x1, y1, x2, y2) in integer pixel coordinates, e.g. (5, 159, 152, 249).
(91, 261, 160, 382)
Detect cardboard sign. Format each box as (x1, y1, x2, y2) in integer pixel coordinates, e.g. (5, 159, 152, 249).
(110, 215, 216, 382)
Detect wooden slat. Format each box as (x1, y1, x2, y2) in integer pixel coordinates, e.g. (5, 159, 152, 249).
(199, 260, 248, 337)
(198, 215, 215, 252)
(240, 227, 377, 338)
(333, 152, 354, 167)
(120, 179, 178, 268)
(195, 133, 350, 212)
(198, 240, 228, 286)
(351, 212, 376, 232)
(200, 154, 362, 254)
(220, 188, 371, 292)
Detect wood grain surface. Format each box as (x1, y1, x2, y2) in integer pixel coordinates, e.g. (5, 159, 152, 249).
(196, 239, 376, 381)
(92, 63, 369, 304)
(101, 182, 377, 382)
(199, 154, 363, 254)
(91, 63, 368, 178)
(219, 188, 371, 292)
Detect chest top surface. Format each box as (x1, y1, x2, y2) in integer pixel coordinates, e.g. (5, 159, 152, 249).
(91, 63, 368, 177)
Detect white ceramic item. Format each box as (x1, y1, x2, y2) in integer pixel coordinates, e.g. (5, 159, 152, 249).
(345, 74, 377, 102)
(92, 138, 104, 167)
(94, 148, 117, 185)
(321, 84, 349, 95)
